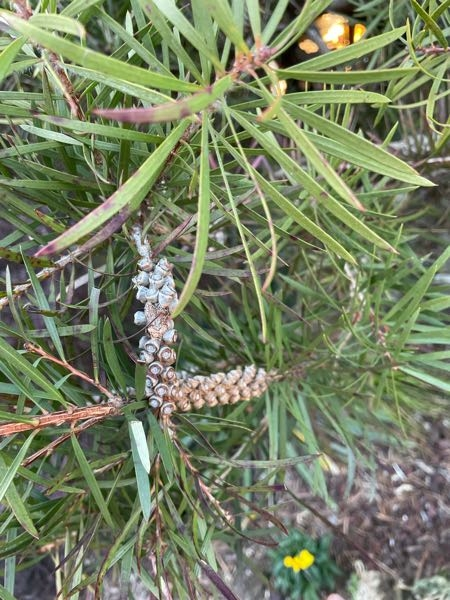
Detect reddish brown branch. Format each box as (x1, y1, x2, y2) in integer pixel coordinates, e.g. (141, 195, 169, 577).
(0, 401, 123, 438)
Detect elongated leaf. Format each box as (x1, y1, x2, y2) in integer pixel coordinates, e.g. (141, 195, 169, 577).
(173, 113, 211, 317)
(94, 76, 233, 123)
(22, 254, 65, 361)
(204, 0, 248, 53)
(37, 114, 161, 143)
(71, 434, 115, 529)
(0, 337, 65, 404)
(252, 171, 355, 264)
(299, 27, 407, 72)
(102, 318, 126, 392)
(34, 120, 190, 256)
(0, 442, 38, 538)
(284, 90, 391, 105)
(277, 107, 363, 209)
(411, 1, 448, 48)
(280, 102, 433, 187)
(29, 14, 86, 38)
(277, 67, 420, 85)
(0, 11, 198, 93)
(128, 419, 151, 521)
(149, 0, 222, 71)
(0, 37, 25, 83)
(399, 366, 450, 393)
(232, 111, 395, 252)
(147, 412, 174, 482)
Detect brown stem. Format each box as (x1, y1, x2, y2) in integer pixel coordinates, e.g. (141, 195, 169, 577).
(0, 402, 123, 438)
(24, 342, 115, 399)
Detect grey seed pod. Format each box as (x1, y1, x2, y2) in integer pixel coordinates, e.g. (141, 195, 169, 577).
(146, 374, 158, 389)
(149, 273, 165, 289)
(139, 350, 155, 364)
(147, 282, 160, 300)
(161, 366, 176, 382)
(154, 383, 169, 397)
(136, 286, 151, 303)
(144, 338, 161, 355)
(138, 335, 151, 349)
(134, 311, 146, 326)
(160, 279, 176, 296)
(160, 402, 175, 415)
(157, 346, 176, 365)
(144, 382, 154, 396)
(162, 328, 178, 344)
(133, 271, 150, 287)
(158, 289, 174, 308)
(137, 257, 153, 272)
(148, 361, 163, 377)
(153, 258, 171, 279)
(149, 396, 162, 409)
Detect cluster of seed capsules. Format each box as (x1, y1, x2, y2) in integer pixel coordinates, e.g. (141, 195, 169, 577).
(132, 226, 273, 414)
(132, 226, 179, 415)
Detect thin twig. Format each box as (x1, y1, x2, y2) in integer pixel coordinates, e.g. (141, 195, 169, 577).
(24, 342, 115, 399)
(0, 250, 81, 310)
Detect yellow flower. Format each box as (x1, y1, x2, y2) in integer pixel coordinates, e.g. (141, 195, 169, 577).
(283, 549, 315, 573)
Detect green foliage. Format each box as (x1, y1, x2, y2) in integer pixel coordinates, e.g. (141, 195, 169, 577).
(269, 530, 341, 599)
(0, 0, 449, 597)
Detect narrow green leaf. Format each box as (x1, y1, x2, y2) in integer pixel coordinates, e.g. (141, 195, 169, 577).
(0, 37, 25, 83)
(19, 124, 84, 146)
(232, 111, 395, 252)
(0, 584, 16, 600)
(285, 90, 391, 105)
(299, 27, 407, 72)
(0, 11, 198, 93)
(0, 434, 36, 504)
(277, 107, 363, 209)
(0, 444, 39, 538)
(384, 246, 450, 321)
(102, 318, 126, 392)
(277, 67, 420, 85)
(149, 0, 223, 71)
(128, 420, 150, 473)
(35, 120, 190, 256)
(71, 434, 115, 529)
(147, 412, 174, 482)
(29, 14, 86, 38)
(204, 0, 248, 52)
(411, 0, 448, 48)
(173, 113, 210, 317)
(22, 254, 65, 362)
(61, 0, 106, 17)
(398, 366, 450, 393)
(128, 419, 151, 521)
(281, 102, 434, 187)
(37, 115, 161, 143)
(253, 172, 355, 264)
(0, 337, 65, 404)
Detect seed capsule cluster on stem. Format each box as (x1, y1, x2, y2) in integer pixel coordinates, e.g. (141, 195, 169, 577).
(131, 226, 274, 414)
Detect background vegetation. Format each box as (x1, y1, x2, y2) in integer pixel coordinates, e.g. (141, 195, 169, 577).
(0, 0, 448, 598)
